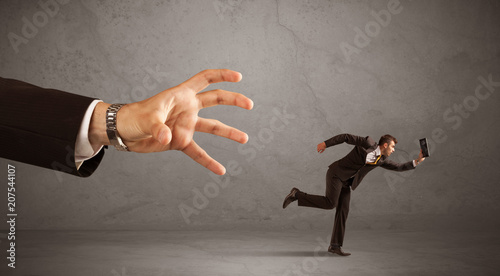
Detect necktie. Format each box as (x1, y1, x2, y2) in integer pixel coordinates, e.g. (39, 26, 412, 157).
(367, 155, 381, 165)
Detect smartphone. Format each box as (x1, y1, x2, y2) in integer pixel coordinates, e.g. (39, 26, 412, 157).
(419, 138, 430, 157)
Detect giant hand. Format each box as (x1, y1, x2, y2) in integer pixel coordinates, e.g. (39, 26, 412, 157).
(89, 69, 253, 175)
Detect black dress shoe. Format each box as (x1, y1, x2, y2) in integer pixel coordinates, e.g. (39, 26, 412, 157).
(328, 246, 351, 256)
(282, 187, 299, 209)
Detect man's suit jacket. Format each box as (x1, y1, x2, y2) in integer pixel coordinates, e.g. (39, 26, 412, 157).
(0, 77, 104, 177)
(325, 133, 414, 190)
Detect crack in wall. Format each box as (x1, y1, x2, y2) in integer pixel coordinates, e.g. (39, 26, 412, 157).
(275, 0, 341, 138)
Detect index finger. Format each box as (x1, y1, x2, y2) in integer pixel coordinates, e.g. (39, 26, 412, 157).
(182, 69, 242, 93)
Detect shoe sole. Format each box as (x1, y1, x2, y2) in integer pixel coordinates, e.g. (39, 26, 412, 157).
(282, 188, 298, 209)
(327, 250, 351, 256)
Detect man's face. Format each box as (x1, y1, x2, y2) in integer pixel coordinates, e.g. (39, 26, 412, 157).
(382, 141, 396, 156)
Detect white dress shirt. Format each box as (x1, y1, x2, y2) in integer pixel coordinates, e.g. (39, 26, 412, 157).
(365, 146, 381, 164)
(75, 99, 103, 170)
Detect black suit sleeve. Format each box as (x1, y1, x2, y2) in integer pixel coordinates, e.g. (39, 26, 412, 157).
(380, 159, 415, 172)
(0, 77, 105, 177)
(324, 133, 373, 149)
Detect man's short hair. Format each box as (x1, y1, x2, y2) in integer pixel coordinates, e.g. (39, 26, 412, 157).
(379, 134, 397, 146)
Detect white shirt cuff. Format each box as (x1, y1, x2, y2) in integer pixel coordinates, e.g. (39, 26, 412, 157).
(75, 99, 103, 170)
(412, 160, 417, 167)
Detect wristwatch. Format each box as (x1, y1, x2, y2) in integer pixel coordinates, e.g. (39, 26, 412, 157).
(106, 104, 130, 151)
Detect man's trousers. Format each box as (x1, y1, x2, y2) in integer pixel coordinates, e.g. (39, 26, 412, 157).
(296, 167, 352, 246)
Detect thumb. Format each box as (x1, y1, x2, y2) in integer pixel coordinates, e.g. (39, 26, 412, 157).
(151, 122, 172, 145)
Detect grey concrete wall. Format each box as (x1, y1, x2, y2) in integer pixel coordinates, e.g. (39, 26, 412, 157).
(0, 0, 499, 230)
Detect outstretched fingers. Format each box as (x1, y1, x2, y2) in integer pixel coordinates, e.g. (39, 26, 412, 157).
(197, 89, 254, 110)
(182, 69, 243, 93)
(196, 118, 249, 144)
(182, 141, 226, 175)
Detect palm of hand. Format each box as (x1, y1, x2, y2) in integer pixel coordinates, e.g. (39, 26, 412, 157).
(163, 94, 199, 151)
(122, 89, 199, 153)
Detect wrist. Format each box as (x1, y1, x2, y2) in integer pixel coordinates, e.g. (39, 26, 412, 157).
(89, 102, 111, 148)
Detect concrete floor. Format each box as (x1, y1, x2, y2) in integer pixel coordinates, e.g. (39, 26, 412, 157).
(1, 228, 499, 276)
